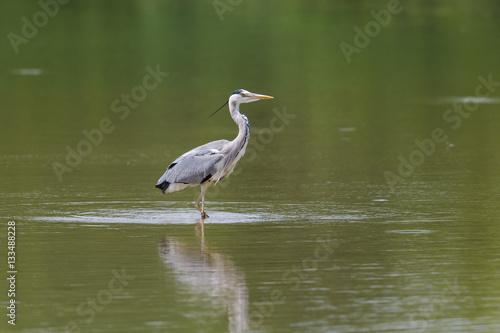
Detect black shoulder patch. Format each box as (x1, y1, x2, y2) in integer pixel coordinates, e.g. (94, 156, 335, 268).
(201, 174, 212, 184)
(155, 181, 170, 194)
(167, 163, 177, 170)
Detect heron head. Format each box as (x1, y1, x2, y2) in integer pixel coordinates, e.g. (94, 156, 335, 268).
(230, 89, 274, 104)
(210, 89, 273, 117)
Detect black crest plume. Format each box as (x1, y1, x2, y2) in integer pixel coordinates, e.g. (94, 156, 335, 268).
(209, 100, 228, 117)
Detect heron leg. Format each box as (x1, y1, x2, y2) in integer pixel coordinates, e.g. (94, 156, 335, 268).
(195, 193, 203, 212)
(195, 196, 209, 219)
(198, 183, 210, 219)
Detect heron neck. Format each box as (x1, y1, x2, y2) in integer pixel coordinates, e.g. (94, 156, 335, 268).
(229, 101, 250, 149)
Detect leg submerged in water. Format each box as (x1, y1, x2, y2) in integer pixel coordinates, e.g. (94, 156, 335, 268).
(195, 183, 211, 219)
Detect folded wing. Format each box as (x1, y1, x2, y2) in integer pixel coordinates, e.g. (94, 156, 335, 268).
(155, 140, 229, 194)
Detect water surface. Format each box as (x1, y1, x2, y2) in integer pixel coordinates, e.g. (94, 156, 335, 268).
(1, 1, 500, 332)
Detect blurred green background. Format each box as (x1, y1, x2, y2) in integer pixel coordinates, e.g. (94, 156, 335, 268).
(1, 1, 500, 332)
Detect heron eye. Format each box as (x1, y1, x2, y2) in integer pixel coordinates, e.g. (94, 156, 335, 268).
(240, 93, 245, 97)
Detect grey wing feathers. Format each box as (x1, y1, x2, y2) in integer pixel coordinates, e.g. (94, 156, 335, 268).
(156, 140, 228, 192)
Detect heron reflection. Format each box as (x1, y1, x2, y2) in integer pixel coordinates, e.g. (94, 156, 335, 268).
(158, 222, 249, 332)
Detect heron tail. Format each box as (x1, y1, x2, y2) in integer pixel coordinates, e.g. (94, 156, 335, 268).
(155, 181, 170, 194)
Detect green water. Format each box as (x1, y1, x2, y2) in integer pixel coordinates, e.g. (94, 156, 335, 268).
(1, 1, 500, 332)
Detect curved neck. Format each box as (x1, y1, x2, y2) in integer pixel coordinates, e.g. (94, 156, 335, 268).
(229, 100, 250, 149)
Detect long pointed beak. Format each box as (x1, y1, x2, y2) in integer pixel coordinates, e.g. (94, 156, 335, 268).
(250, 93, 274, 100)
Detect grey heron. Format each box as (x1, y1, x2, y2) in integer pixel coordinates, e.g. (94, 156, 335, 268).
(155, 89, 274, 219)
